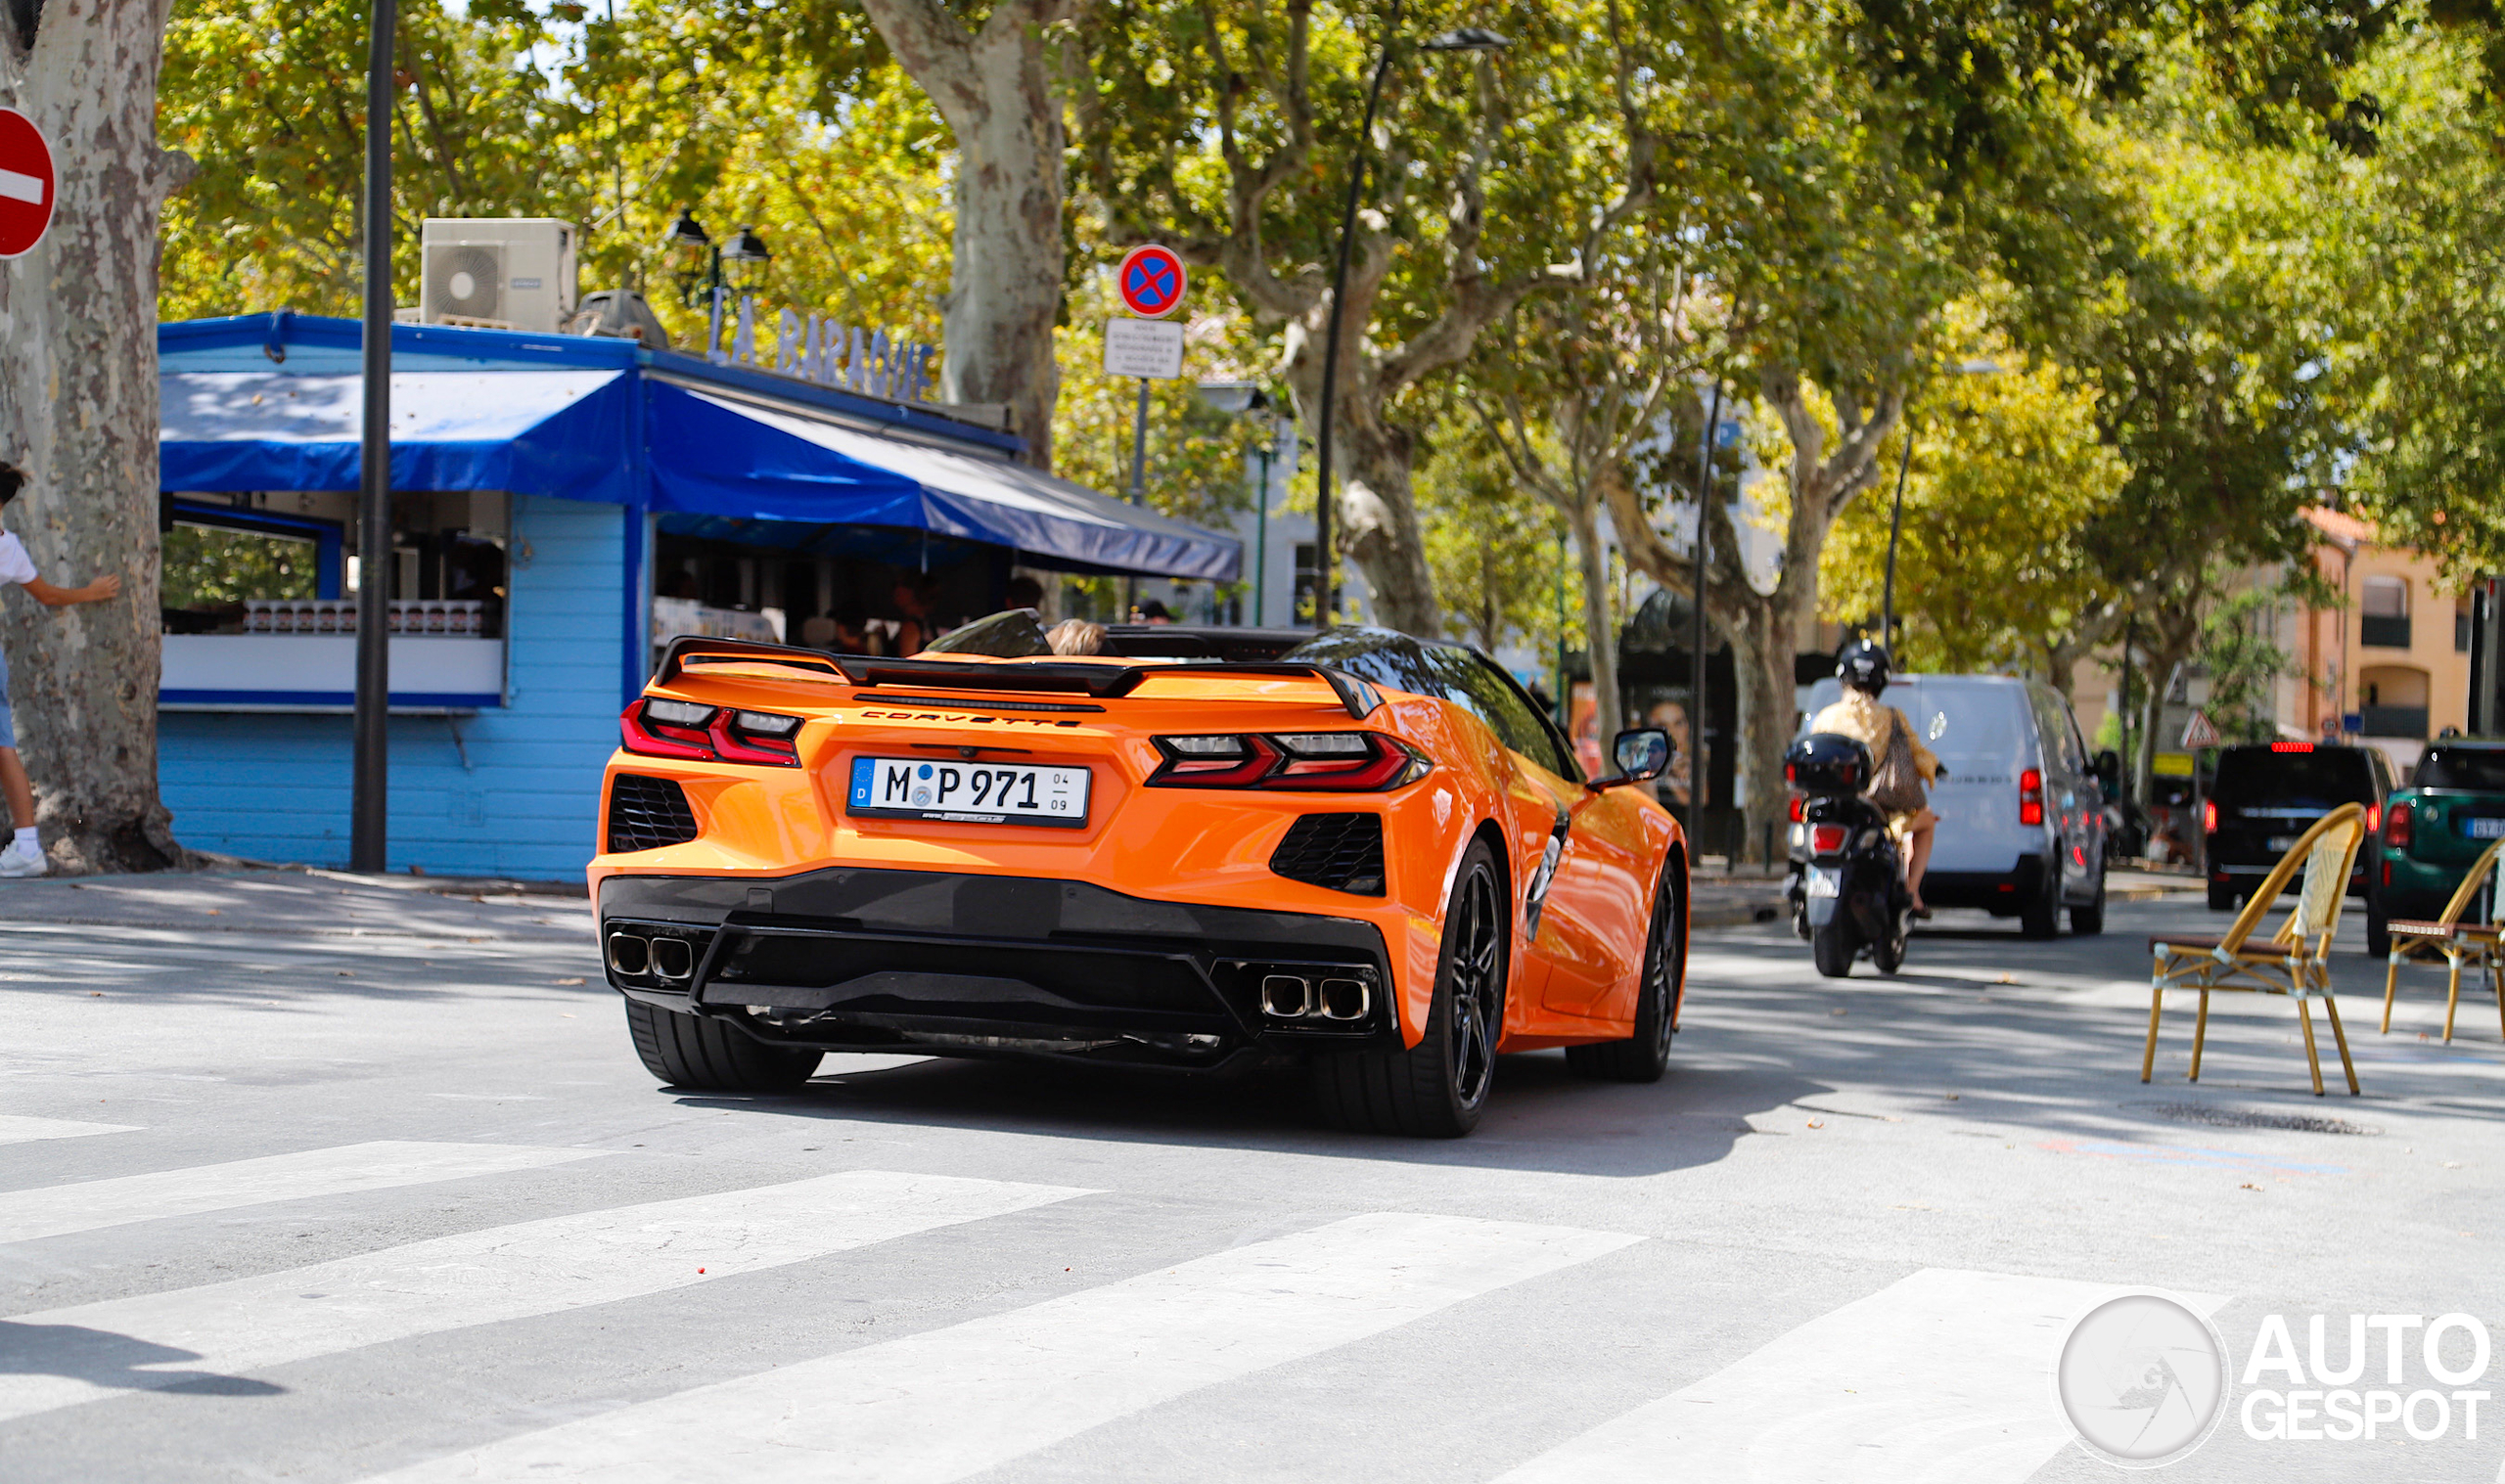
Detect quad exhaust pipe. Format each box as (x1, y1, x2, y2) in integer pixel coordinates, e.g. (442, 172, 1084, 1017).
(607, 931, 696, 982)
(1258, 972, 1371, 1023)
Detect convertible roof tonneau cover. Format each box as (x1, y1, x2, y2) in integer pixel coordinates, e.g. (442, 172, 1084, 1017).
(654, 635, 1384, 721)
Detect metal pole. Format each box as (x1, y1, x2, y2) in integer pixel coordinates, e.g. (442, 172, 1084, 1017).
(1125, 376, 1150, 618)
(1881, 413, 1914, 644)
(1314, 0, 1403, 630)
(2119, 610, 2136, 828)
(350, 0, 397, 874)
(1252, 430, 1273, 626)
(1692, 380, 1721, 852)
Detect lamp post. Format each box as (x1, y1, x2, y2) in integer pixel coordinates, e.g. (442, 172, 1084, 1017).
(662, 210, 772, 358)
(1879, 358, 2000, 645)
(1199, 382, 1281, 625)
(350, 0, 397, 873)
(1311, 18, 1510, 630)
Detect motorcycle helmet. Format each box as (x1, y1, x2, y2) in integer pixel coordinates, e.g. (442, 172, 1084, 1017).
(1837, 638, 1892, 695)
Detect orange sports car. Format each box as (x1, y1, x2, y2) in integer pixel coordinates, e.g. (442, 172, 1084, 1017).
(590, 614, 1689, 1137)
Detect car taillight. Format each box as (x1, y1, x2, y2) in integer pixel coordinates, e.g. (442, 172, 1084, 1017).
(1789, 793, 1805, 823)
(2203, 798, 2218, 833)
(1147, 732, 1429, 791)
(2272, 741, 2314, 752)
(2367, 800, 2382, 834)
(619, 699, 802, 767)
(710, 708, 802, 767)
(621, 698, 714, 760)
(1808, 823, 1848, 854)
(2020, 767, 2044, 827)
(2385, 799, 2413, 852)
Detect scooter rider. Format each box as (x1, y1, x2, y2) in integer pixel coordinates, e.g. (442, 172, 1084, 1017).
(1807, 641, 1939, 917)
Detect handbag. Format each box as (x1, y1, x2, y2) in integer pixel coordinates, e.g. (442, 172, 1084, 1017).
(1866, 709, 1928, 815)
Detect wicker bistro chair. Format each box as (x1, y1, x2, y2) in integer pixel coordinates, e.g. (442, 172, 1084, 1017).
(2144, 803, 2370, 1097)
(2381, 836, 2505, 1044)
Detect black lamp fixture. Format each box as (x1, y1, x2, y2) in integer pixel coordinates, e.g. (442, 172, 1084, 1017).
(720, 224, 773, 292)
(1310, 13, 1511, 629)
(660, 209, 771, 307)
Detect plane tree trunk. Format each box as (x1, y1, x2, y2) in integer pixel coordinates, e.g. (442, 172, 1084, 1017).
(0, 0, 192, 872)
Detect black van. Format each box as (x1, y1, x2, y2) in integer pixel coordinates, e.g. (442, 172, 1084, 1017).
(2205, 742, 2394, 910)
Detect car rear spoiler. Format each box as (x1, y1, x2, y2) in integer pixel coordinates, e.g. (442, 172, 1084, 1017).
(654, 636, 1384, 721)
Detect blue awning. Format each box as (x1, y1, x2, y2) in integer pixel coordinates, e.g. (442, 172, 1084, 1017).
(159, 370, 635, 504)
(644, 382, 1241, 581)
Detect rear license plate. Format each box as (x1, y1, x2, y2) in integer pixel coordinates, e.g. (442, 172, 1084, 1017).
(846, 756, 1090, 828)
(2266, 834, 2300, 852)
(1806, 867, 1842, 899)
(2469, 817, 2505, 839)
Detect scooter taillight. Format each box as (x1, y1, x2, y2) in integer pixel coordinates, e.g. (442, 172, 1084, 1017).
(1789, 794, 1805, 823)
(1808, 823, 1849, 855)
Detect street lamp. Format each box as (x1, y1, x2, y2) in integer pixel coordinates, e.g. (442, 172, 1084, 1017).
(660, 210, 771, 358)
(1201, 382, 1283, 625)
(1311, 12, 1510, 630)
(1879, 358, 2001, 644)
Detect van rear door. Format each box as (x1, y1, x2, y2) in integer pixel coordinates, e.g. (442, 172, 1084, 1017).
(1908, 679, 2036, 876)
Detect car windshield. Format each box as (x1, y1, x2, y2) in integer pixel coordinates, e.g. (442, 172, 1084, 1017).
(923, 608, 1052, 657)
(2212, 747, 2377, 806)
(2415, 748, 2505, 791)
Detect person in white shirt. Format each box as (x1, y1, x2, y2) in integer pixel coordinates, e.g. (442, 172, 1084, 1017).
(0, 463, 124, 877)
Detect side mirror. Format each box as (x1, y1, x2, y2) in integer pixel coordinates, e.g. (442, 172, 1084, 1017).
(1590, 727, 1671, 789)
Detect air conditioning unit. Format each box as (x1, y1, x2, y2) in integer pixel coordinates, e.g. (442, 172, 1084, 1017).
(420, 218, 577, 332)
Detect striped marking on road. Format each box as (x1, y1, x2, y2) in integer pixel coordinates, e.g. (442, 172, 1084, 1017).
(0, 1169, 1088, 1425)
(1493, 1267, 2230, 1483)
(365, 1211, 1641, 1484)
(0, 1140, 604, 1245)
(0, 1114, 138, 1148)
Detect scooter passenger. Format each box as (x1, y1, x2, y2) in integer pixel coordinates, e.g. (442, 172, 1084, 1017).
(1807, 641, 1939, 917)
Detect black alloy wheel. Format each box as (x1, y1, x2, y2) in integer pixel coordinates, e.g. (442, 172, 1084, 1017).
(1312, 838, 1509, 1137)
(1567, 859, 1683, 1082)
(2072, 863, 2108, 935)
(2020, 858, 2063, 940)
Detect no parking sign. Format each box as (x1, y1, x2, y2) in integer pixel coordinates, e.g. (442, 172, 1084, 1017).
(1116, 244, 1186, 319)
(0, 109, 56, 261)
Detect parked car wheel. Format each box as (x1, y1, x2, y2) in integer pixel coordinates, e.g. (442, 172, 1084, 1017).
(2021, 859, 2063, 940)
(2365, 894, 2391, 958)
(2072, 866, 2107, 935)
(2208, 881, 2237, 913)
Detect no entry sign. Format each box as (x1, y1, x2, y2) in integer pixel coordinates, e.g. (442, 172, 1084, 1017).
(0, 109, 56, 261)
(1116, 244, 1186, 319)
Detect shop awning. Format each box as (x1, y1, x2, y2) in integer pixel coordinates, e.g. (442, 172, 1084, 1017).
(159, 370, 635, 505)
(643, 382, 1242, 582)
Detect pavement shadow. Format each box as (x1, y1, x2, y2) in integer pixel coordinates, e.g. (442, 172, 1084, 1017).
(670, 1054, 1833, 1179)
(0, 1320, 283, 1399)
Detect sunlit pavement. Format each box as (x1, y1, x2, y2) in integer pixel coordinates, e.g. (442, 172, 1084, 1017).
(0, 872, 2498, 1481)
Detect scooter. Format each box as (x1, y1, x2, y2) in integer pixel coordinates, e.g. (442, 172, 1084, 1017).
(1782, 732, 1913, 977)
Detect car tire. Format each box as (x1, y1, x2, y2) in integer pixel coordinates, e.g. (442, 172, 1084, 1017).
(1566, 860, 1683, 1083)
(2072, 868, 2107, 935)
(1810, 914, 1855, 977)
(624, 999, 822, 1093)
(2366, 896, 2391, 958)
(1312, 838, 1507, 1137)
(2208, 881, 2236, 912)
(2021, 859, 2063, 940)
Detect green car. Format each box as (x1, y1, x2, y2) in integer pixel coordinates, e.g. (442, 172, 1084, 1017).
(2367, 738, 2505, 956)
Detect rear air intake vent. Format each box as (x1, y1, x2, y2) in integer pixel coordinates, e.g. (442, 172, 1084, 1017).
(608, 774, 699, 852)
(1269, 813, 1385, 895)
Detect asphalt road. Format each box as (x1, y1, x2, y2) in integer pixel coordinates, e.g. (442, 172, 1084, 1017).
(1, 872, 2500, 1482)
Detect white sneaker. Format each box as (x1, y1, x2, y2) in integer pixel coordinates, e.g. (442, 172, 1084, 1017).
(0, 840, 46, 877)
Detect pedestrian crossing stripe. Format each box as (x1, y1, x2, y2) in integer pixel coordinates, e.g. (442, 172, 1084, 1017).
(358, 1210, 1641, 1484)
(0, 1169, 1090, 1426)
(1491, 1268, 2232, 1483)
(0, 1140, 603, 1245)
(0, 1113, 139, 1147)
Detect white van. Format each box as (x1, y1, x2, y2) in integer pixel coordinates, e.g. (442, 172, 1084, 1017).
(1798, 674, 2111, 936)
